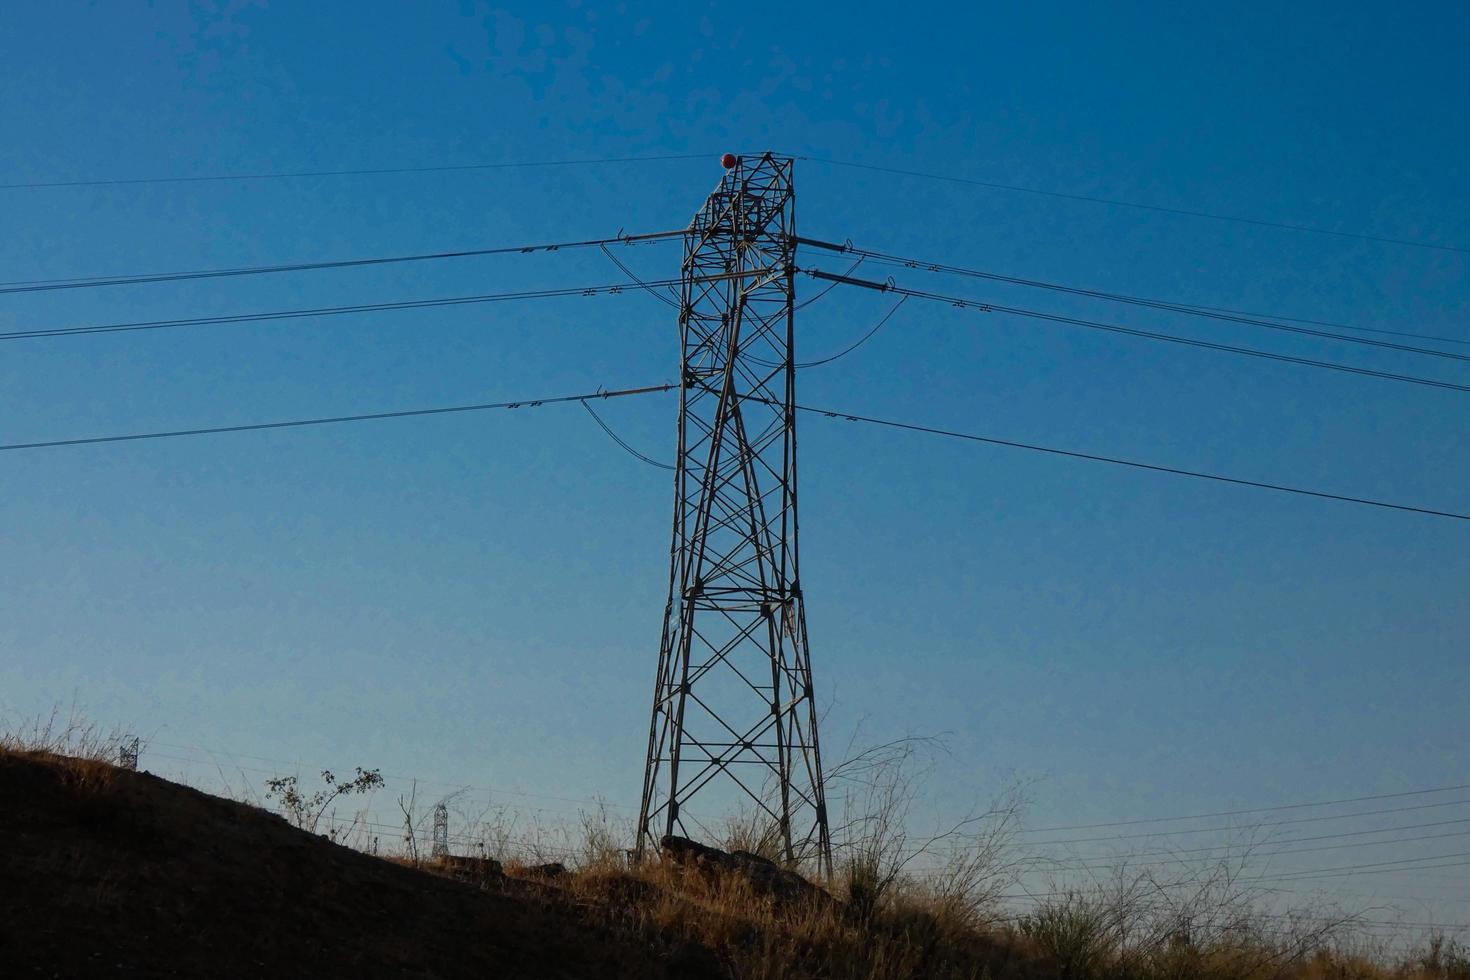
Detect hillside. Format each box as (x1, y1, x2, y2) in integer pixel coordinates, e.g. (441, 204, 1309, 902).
(0, 749, 713, 978)
(4, 748, 1465, 980)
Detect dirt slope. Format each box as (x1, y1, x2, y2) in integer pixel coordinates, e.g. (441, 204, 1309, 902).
(0, 751, 716, 978)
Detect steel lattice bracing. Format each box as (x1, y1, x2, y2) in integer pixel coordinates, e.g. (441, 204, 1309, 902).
(637, 153, 831, 875)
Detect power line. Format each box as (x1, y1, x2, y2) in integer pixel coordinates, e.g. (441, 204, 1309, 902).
(97, 743, 1470, 910)
(747, 295, 909, 370)
(135, 749, 1470, 915)
(793, 402, 1470, 522)
(1189, 301, 1470, 348)
(598, 243, 681, 309)
(5, 383, 1463, 523)
(798, 237, 1470, 356)
(796, 295, 909, 368)
(1023, 782, 1470, 834)
(1250, 852, 1470, 883)
(795, 255, 865, 311)
(0, 382, 675, 453)
(1038, 827, 1470, 872)
(150, 734, 1469, 850)
(0, 278, 689, 343)
(1057, 818, 1470, 857)
(989, 816, 1470, 863)
(0, 151, 713, 191)
(0, 230, 683, 295)
(805, 269, 1470, 396)
(924, 814, 1470, 863)
(3, 267, 771, 343)
(1017, 799, 1470, 847)
(594, 241, 866, 315)
(580, 400, 674, 470)
(795, 154, 1467, 255)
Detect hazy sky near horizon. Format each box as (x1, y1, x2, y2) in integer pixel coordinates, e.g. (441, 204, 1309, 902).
(2, 0, 1467, 919)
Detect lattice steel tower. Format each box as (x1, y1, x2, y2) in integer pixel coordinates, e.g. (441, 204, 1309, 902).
(637, 153, 832, 875)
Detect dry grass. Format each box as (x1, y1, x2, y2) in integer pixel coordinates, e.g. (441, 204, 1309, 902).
(530, 855, 1468, 980)
(0, 705, 141, 793)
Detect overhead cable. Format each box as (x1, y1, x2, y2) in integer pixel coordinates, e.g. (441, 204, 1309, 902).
(746, 295, 909, 370)
(7, 382, 1466, 523)
(796, 155, 1467, 255)
(798, 237, 1470, 357)
(580, 400, 674, 470)
(0, 383, 675, 453)
(598, 243, 681, 309)
(0, 230, 684, 295)
(793, 402, 1470, 522)
(795, 295, 909, 368)
(1, 151, 712, 191)
(1038, 827, 1470, 873)
(804, 269, 1470, 395)
(1023, 781, 1470, 833)
(0, 276, 713, 343)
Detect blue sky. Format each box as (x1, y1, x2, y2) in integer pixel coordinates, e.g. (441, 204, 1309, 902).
(2, 1, 1467, 922)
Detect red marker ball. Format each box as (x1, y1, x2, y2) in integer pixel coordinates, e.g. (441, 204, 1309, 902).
(720, 153, 737, 169)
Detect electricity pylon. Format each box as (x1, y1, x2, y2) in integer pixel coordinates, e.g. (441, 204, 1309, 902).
(637, 152, 832, 876)
(431, 802, 449, 860)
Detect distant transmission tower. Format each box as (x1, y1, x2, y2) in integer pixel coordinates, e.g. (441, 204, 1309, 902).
(118, 737, 140, 771)
(431, 802, 449, 860)
(637, 152, 831, 875)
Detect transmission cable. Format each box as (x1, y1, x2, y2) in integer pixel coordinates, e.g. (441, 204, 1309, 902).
(791, 401, 1470, 522)
(1033, 816, 1470, 861)
(1247, 851, 1470, 882)
(0, 230, 684, 295)
(598, 243, 680, 309)
(0, 383, 675, 453)
(796, 295, 909, 368)
(594, 244, 864, 314)
(794, 255, 864, 310)
(746, 295, 909, 371)
(0, 277, 695, 343)
(1, 151, 713, 191)
(7, 384, 1466, 523)
(1039, 826, 1470, 873)
(795, 154, 1467, 255)
(798, 237, 1470, 357)
(1023, 780, 1470, 833)
(804, 269, 1470, 396)
(1021, 797, 1470, 847)
(580, 399, 674, 470)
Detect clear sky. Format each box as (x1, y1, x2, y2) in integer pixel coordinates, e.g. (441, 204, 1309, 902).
(2, 0, 1466, 928)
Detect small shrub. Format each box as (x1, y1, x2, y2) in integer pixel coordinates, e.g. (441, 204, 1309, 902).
(576, 800, 630, 869)
(843, 853, 887, 923)
(1019, 894, 1121, 980)
(264, 767, 383, 836)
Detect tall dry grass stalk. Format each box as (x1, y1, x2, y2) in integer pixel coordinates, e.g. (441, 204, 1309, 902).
(825, 731, 1030, 927)
(0, 704, 140, 762)
(0, 704, 144, 792)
